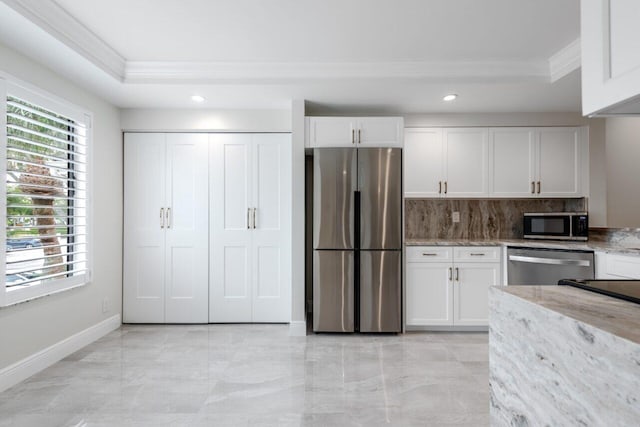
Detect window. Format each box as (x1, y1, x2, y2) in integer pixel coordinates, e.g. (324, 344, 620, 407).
(1, 78, 91, 306)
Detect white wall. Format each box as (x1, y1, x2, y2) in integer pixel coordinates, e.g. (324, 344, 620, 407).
(0, 42, 122, 369)
(121, 108, 291, 132)
(605, 117, 640, 227)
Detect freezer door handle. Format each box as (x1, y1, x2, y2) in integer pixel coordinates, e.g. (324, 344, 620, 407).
(508, 255, 591, 267)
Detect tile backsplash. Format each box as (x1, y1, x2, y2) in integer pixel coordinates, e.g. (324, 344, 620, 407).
(405, 198, 586, 240)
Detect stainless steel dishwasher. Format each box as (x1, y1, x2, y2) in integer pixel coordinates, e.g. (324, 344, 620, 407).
(507, 246, 595, 285)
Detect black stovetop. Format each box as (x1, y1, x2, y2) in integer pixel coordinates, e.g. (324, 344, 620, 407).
(558, 279, 640, 305)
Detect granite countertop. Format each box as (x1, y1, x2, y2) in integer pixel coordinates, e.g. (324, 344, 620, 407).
(494, 285, 640, 345)
(404, 238, 640, 255)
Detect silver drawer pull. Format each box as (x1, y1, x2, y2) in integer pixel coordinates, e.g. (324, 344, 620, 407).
(470, 253, 486, 256)
(422, 253, 438, 256)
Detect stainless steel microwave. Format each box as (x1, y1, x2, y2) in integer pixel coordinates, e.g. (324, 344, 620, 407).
(523, 212, 589, 241)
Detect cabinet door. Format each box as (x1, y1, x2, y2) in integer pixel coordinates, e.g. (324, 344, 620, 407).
(164, 134, 209, 323)
(537, 128, 581, 197)
(251, 134, 292, 322)
(209, 134, 253, 322)
(453, 262, 500, 326)
(489, 128, 536, 197)
(404, 128, 444, 198)
(123, 133, 166, 323)
(356, 117, 403, 147)
(405, 262, 453, 326)
(308, 117, 357, 147)
(444, 128, 489, 197)
(582, 0, 640, 115)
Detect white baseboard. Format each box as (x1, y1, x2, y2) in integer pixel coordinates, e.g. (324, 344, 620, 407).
(0, 314, 121, 392)
(289, 320, 307, 336)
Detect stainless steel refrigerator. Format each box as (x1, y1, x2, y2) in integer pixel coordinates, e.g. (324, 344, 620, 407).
(313, 148, 402, 333)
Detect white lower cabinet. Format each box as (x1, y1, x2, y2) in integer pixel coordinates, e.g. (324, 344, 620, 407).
(595, 251, 640, 279)
(406, 246, 501, 327)
(123, 133, 209, 323)
(209, 133, 292, 323)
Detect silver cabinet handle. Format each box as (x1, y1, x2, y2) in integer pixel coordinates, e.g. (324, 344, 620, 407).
(247, 208, 251, 229)
(253, 208, 257, 229)
(438, 181, 442, 194)
(537, 181, 541, 194)
(448, 267, 452, 281)
(160, 208, 164, 229)
(508, 255, 591, 267)
(166, 207, 171, 229)
(358, 129, 361, 144)
(455, 267, 459, 281)
(444, 181, 448, 194)
(531, 181, 535, 194)
(352, 129, 355, 144)
(469, 253, 485, 256)
(422, 253, 437, 256)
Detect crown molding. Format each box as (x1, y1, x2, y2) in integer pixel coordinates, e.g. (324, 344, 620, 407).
(0, 0, 562, 86)
(124, 60, 549, 84)
(0, 0, 126, 80)
(549, 38, 581, 83)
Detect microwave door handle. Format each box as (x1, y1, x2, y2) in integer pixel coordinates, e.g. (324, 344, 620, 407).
(508, 255, 591, 267)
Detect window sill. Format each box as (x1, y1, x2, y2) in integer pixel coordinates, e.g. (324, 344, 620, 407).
(2, 274, 90, 307)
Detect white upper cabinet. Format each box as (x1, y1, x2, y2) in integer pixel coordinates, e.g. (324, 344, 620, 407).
(404, 128, 444, 198)
(444, 128, 489, 197)
(489, 127, 583, 198)
(537, 127, 582, 197)
(404, 127, 488, 198)
(489, 128, 536, 197)
(356, 117, 404, 147)
(308, 116, 403, 147)
(582, 0, 640, 115)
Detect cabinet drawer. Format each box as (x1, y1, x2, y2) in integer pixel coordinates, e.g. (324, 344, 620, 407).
(605, 253, 640, 279)
(453, 246, 501, 263)
(406, 246, 453, 263)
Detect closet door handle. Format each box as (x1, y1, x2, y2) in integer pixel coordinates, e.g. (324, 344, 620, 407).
(247, 208, 251, 229)
(160, 208, 165, 229)
(166, 207, 171, 229)
(253, 208, 257, 229)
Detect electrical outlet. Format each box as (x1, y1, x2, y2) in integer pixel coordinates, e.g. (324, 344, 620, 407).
(102, 298, 109, 313)
(452, 211, 460, 223)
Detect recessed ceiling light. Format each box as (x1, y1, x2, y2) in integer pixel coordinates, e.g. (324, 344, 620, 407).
(443, 94, 458, 102)
(191, 95, 205, 103)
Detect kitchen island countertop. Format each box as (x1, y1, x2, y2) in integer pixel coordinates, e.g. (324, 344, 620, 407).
(490, 285, 640, 426)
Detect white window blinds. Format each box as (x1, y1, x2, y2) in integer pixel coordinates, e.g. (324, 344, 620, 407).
(5, 92, 89, 295)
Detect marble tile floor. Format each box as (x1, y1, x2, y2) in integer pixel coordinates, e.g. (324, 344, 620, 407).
(0, 325, 489, 427)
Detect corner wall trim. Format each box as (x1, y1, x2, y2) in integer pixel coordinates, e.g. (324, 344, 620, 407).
(289, 320, 307, 337)
(0, 314, 121, 392)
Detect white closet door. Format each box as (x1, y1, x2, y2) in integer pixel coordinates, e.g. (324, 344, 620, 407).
(251, 134, 292, 322)
(164, 134, 209, 323)
(123, 133, 166, 323)
(209, 134, 253, 322)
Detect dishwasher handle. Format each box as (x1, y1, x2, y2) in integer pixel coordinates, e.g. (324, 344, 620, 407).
(508, 254, 591, 267)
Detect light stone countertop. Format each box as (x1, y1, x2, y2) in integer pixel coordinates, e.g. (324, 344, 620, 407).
(495, 285, 640, 345)
(404, 238, 640, 256)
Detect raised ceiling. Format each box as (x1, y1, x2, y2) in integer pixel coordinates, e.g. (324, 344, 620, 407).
(0, 0, 582, 112)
